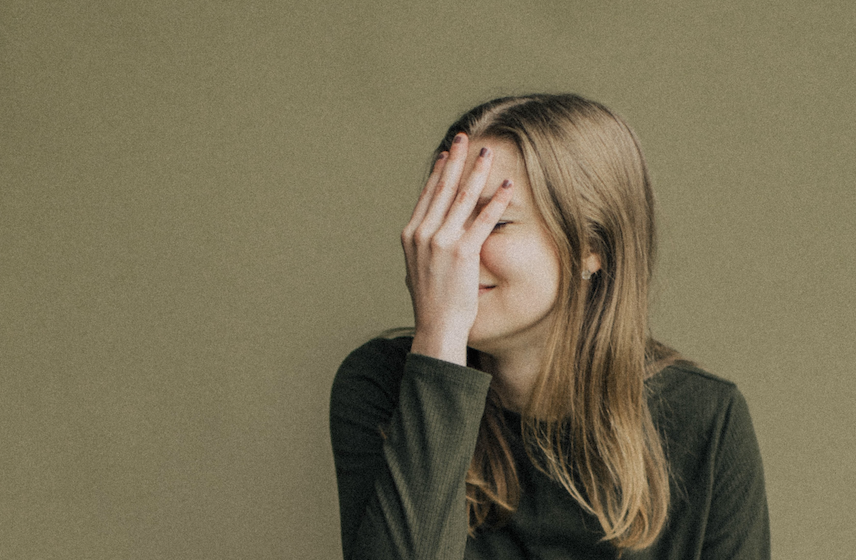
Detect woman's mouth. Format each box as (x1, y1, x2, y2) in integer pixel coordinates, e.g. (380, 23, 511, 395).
(478, 284, 495, 295)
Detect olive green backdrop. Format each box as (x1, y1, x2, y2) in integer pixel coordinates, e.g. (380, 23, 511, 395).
(2, 1, 853, 558)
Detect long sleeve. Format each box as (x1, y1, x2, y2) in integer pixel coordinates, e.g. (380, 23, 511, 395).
(640, 366, 771, 560)
(700, 389, 770, 560)
(330, 338, 492, 560)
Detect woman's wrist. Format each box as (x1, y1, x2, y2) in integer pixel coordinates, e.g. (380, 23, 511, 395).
(410, 331, 468, 366)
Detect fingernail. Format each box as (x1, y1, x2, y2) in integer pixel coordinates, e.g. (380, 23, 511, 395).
(437, 152, 447, 160)
(502, 179, 512, 189)
(479, 147, 489, 157)
(453, 134, 464, 144)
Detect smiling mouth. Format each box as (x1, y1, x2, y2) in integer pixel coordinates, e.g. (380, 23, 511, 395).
(478, 284, 495, 294)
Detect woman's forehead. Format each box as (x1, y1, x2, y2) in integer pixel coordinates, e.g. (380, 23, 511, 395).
(465, 138, 529, 203)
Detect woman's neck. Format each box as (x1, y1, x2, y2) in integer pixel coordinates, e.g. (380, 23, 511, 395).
(476, 344, 545, 412)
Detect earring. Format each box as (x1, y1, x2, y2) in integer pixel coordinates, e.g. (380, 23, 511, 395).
(582, 269, 592, 280)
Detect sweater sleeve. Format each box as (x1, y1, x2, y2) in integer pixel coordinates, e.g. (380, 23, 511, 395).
(702, 389, 771, 560)
(330, 338, 492, 560)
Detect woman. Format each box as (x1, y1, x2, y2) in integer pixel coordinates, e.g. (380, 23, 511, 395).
(330, 94, 769, 559)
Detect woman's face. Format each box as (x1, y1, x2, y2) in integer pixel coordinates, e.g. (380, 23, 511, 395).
(463, 138, 562, 356)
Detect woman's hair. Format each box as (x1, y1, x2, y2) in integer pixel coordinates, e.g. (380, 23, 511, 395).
(433, 94, 679, 550)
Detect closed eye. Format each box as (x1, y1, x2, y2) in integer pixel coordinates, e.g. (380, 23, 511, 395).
(492, 221, 510, 232)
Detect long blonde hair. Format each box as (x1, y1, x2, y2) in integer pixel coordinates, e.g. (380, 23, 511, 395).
(435, 94, 673, 550)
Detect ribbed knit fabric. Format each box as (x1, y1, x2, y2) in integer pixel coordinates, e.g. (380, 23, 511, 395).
(330, 337, 770, 559)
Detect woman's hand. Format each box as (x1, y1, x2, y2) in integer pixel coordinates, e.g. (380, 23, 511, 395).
(401, 133, 514, 365)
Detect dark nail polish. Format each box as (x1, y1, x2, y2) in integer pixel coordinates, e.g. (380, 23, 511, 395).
(479, 147, 489, 157)
(453, 134, 464, 144)
(437, 152, 447, 160)
(502, 179, 512, 189)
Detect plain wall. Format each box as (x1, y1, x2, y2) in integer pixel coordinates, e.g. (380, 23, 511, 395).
(2, 1, 854, 558)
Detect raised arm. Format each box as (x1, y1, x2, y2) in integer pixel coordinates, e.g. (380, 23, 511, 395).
(330, 338, 491, 559)
(331, 133, 513, 559)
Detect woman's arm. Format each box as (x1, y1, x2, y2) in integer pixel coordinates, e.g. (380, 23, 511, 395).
(330, 338, 491, 559)
(702, 390, 771, 559)
(331, 133, 512, 559)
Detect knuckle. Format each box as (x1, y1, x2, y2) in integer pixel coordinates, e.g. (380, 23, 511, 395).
(454, 188, 474, 206)
(476, 207, 499, 225)
(472, 212, 490, 227)
(452, 242, 474, 260)
(412, 227, 430, 246)
(429, 234, 452, 251)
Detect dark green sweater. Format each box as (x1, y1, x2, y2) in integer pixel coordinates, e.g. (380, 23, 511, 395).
(330, 337, 770, 559)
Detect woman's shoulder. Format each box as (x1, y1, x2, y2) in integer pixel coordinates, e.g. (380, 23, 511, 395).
(340, 335, 414, 368)
(647, 362, 750, 430)
(329, 336, 415, 437)
(650, 360, 736, 389)
(333, 335, 413, 392)
(646, 364, 760, 481)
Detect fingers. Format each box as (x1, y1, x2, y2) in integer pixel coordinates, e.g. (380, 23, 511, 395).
(405, 151, 448, 233)
(463, 179, 514, 246)
(414, 133, 470, 236)
(402, 133, 511, 260)
(440, 145, 494, 233)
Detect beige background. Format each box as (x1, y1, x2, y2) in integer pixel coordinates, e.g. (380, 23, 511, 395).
(2, 1, 854, 559)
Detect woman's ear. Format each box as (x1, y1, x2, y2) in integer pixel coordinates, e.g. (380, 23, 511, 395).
(584, 252, 602, 274)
